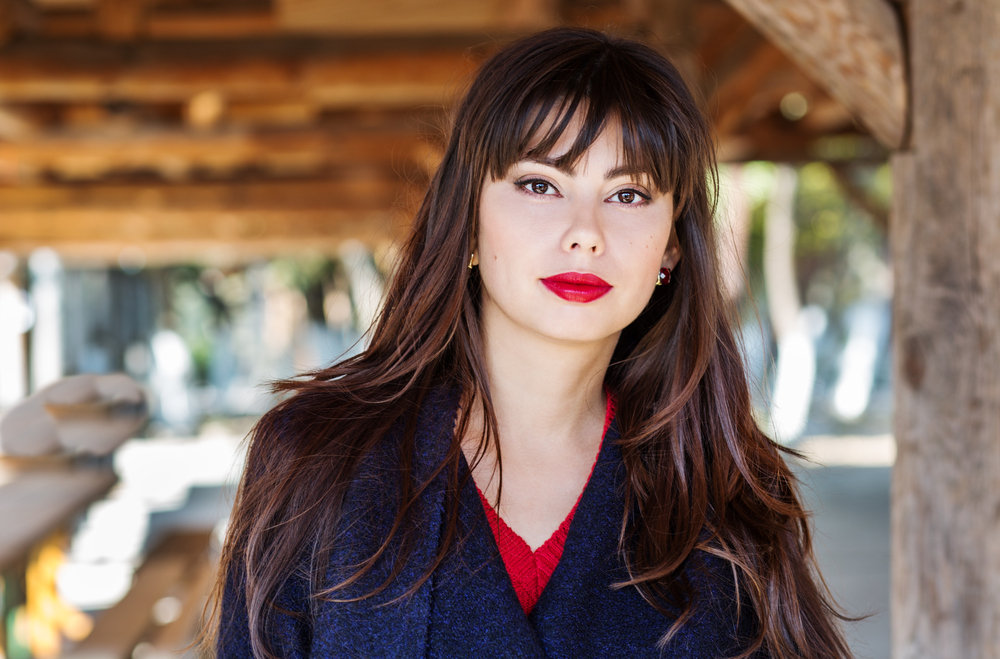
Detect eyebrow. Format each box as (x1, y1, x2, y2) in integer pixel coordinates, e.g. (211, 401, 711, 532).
(523, 156, 647, 182)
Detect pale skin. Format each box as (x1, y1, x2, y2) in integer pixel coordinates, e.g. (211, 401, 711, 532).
(464, 115, 680, 550)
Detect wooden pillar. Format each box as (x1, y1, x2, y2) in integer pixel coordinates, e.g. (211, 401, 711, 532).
(891, 1, 1000, 657)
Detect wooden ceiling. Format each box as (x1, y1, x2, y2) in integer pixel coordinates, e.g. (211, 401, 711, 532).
(0, 0, 883, 264)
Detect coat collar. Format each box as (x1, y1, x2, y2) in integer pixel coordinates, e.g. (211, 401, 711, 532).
(311, 384, 756, 658)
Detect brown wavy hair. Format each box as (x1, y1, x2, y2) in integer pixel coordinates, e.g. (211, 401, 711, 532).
(209, 27, 853, 659)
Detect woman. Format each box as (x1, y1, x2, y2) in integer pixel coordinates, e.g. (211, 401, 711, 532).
(212, 28, 853, 659)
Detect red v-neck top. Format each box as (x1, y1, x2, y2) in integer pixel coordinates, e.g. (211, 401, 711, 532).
(477, 396, 616, 615)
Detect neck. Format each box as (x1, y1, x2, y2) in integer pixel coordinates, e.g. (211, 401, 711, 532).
(474, 307, 616, 456)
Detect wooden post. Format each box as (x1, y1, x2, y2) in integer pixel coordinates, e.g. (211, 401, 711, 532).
(891, 1, 1000, 657)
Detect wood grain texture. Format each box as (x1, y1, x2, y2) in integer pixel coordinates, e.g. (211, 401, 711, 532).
(0, 49, 478, 107)
(0, 128, 437, 182)
(96, 0, 145, 41)
(891, 1, 1000, 657)
(722, 0, 907, 149)
(0, 178, 416, 259)
(276, 0, 556, 34)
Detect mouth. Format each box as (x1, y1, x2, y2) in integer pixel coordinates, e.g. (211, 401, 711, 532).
(540, 272, 612, 303)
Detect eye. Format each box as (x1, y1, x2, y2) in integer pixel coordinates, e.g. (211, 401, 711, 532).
(608, 188, 651, 205)
(517, 178, 560, 196)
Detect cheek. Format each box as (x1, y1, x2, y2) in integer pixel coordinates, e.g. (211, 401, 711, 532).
(621, 227, 672, 276)
(478, 209, 515, 268)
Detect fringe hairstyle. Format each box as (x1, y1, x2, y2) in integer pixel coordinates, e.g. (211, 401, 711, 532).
(208, 28, 853, 659)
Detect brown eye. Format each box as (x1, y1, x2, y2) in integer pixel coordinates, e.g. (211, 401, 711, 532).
(609, 188, 650, 205)
(516, 178, 560, 196)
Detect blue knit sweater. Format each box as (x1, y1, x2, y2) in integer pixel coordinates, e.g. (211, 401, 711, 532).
(218, 387, 763, 658)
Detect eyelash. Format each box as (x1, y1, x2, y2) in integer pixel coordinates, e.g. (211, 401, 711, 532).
(515, 178, 652, 205)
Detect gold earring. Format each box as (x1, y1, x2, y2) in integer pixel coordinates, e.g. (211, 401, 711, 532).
(468, 253, 478, 269)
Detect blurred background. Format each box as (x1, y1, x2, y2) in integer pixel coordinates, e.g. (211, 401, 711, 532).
(0, 1, 895, 657)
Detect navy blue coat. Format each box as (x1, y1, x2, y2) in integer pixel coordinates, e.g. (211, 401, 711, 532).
(219, 387, 763, 658)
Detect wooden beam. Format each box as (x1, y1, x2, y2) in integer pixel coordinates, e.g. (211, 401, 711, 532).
(710, 39, 791, 137)
(96, 0, 145, 41)
(274, 0, 556, 34)
(0, 209, 408, 263)
(0, 178, 413, 212)
(0, 48, 480, 108)
(145, 9, 278, 39)
(0, 207, 404, 242)
(0, 128, 439, 182)
(0, 0, 14, 45)
(891, 0, 1000, 656)
(721, 0, 908, 149)
(631, 0, 701, 100)
(0, 178, 417, 261)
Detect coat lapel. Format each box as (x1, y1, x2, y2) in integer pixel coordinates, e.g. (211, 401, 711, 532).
(311, 390, 755, 658)
(530, 419, 759, 658)
(425, 463, 547, 658)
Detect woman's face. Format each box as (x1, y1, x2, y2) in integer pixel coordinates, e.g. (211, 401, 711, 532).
(476, 115, 680, 349)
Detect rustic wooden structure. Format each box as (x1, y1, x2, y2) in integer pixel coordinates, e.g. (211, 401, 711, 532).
(0, 0, 878, 265)
(889, 3, 1000, 658)
(0, 1, 994, 658)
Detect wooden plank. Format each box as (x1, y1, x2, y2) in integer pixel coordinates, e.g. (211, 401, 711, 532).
(0, 49, 480, 107)
(96, 0, 145, 41)
(722, 0, 908, 149)
(65, 533, 210, 659)
(890, 1, 1000, 657)
(0, 178, 418, 260)
(0, 128, 438, 182)
(275, 0, 556, 34)
(0, 233, 404, 266)
(146, 9, 278, 39)
(0, 178, 412, 212)
(0, 209, 406, 244)
(0, 464, 116, 572)
(710, 39, 792, 137)
(0, 0, 14, 45)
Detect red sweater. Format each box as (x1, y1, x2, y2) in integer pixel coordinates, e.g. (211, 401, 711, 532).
(477, 396, 616, 614)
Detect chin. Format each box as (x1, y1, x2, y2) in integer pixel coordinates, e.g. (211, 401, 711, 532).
(530, 314, 625, 346)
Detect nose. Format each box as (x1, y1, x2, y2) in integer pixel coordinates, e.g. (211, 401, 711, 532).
(560, 198, 605, 255)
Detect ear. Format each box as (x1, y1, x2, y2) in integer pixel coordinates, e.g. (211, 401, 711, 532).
(661, 228, 681, 270)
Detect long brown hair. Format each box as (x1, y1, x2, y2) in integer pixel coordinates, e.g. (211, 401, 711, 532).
(210, 28, 852, 659)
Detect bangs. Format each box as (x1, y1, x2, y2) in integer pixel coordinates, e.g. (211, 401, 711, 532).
(479, 41, 690, 198)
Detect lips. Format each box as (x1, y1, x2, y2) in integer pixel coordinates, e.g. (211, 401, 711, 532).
(540, 272, 612, 303)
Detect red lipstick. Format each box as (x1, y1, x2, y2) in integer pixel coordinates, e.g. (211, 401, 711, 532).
(541, 272, 612, 303)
